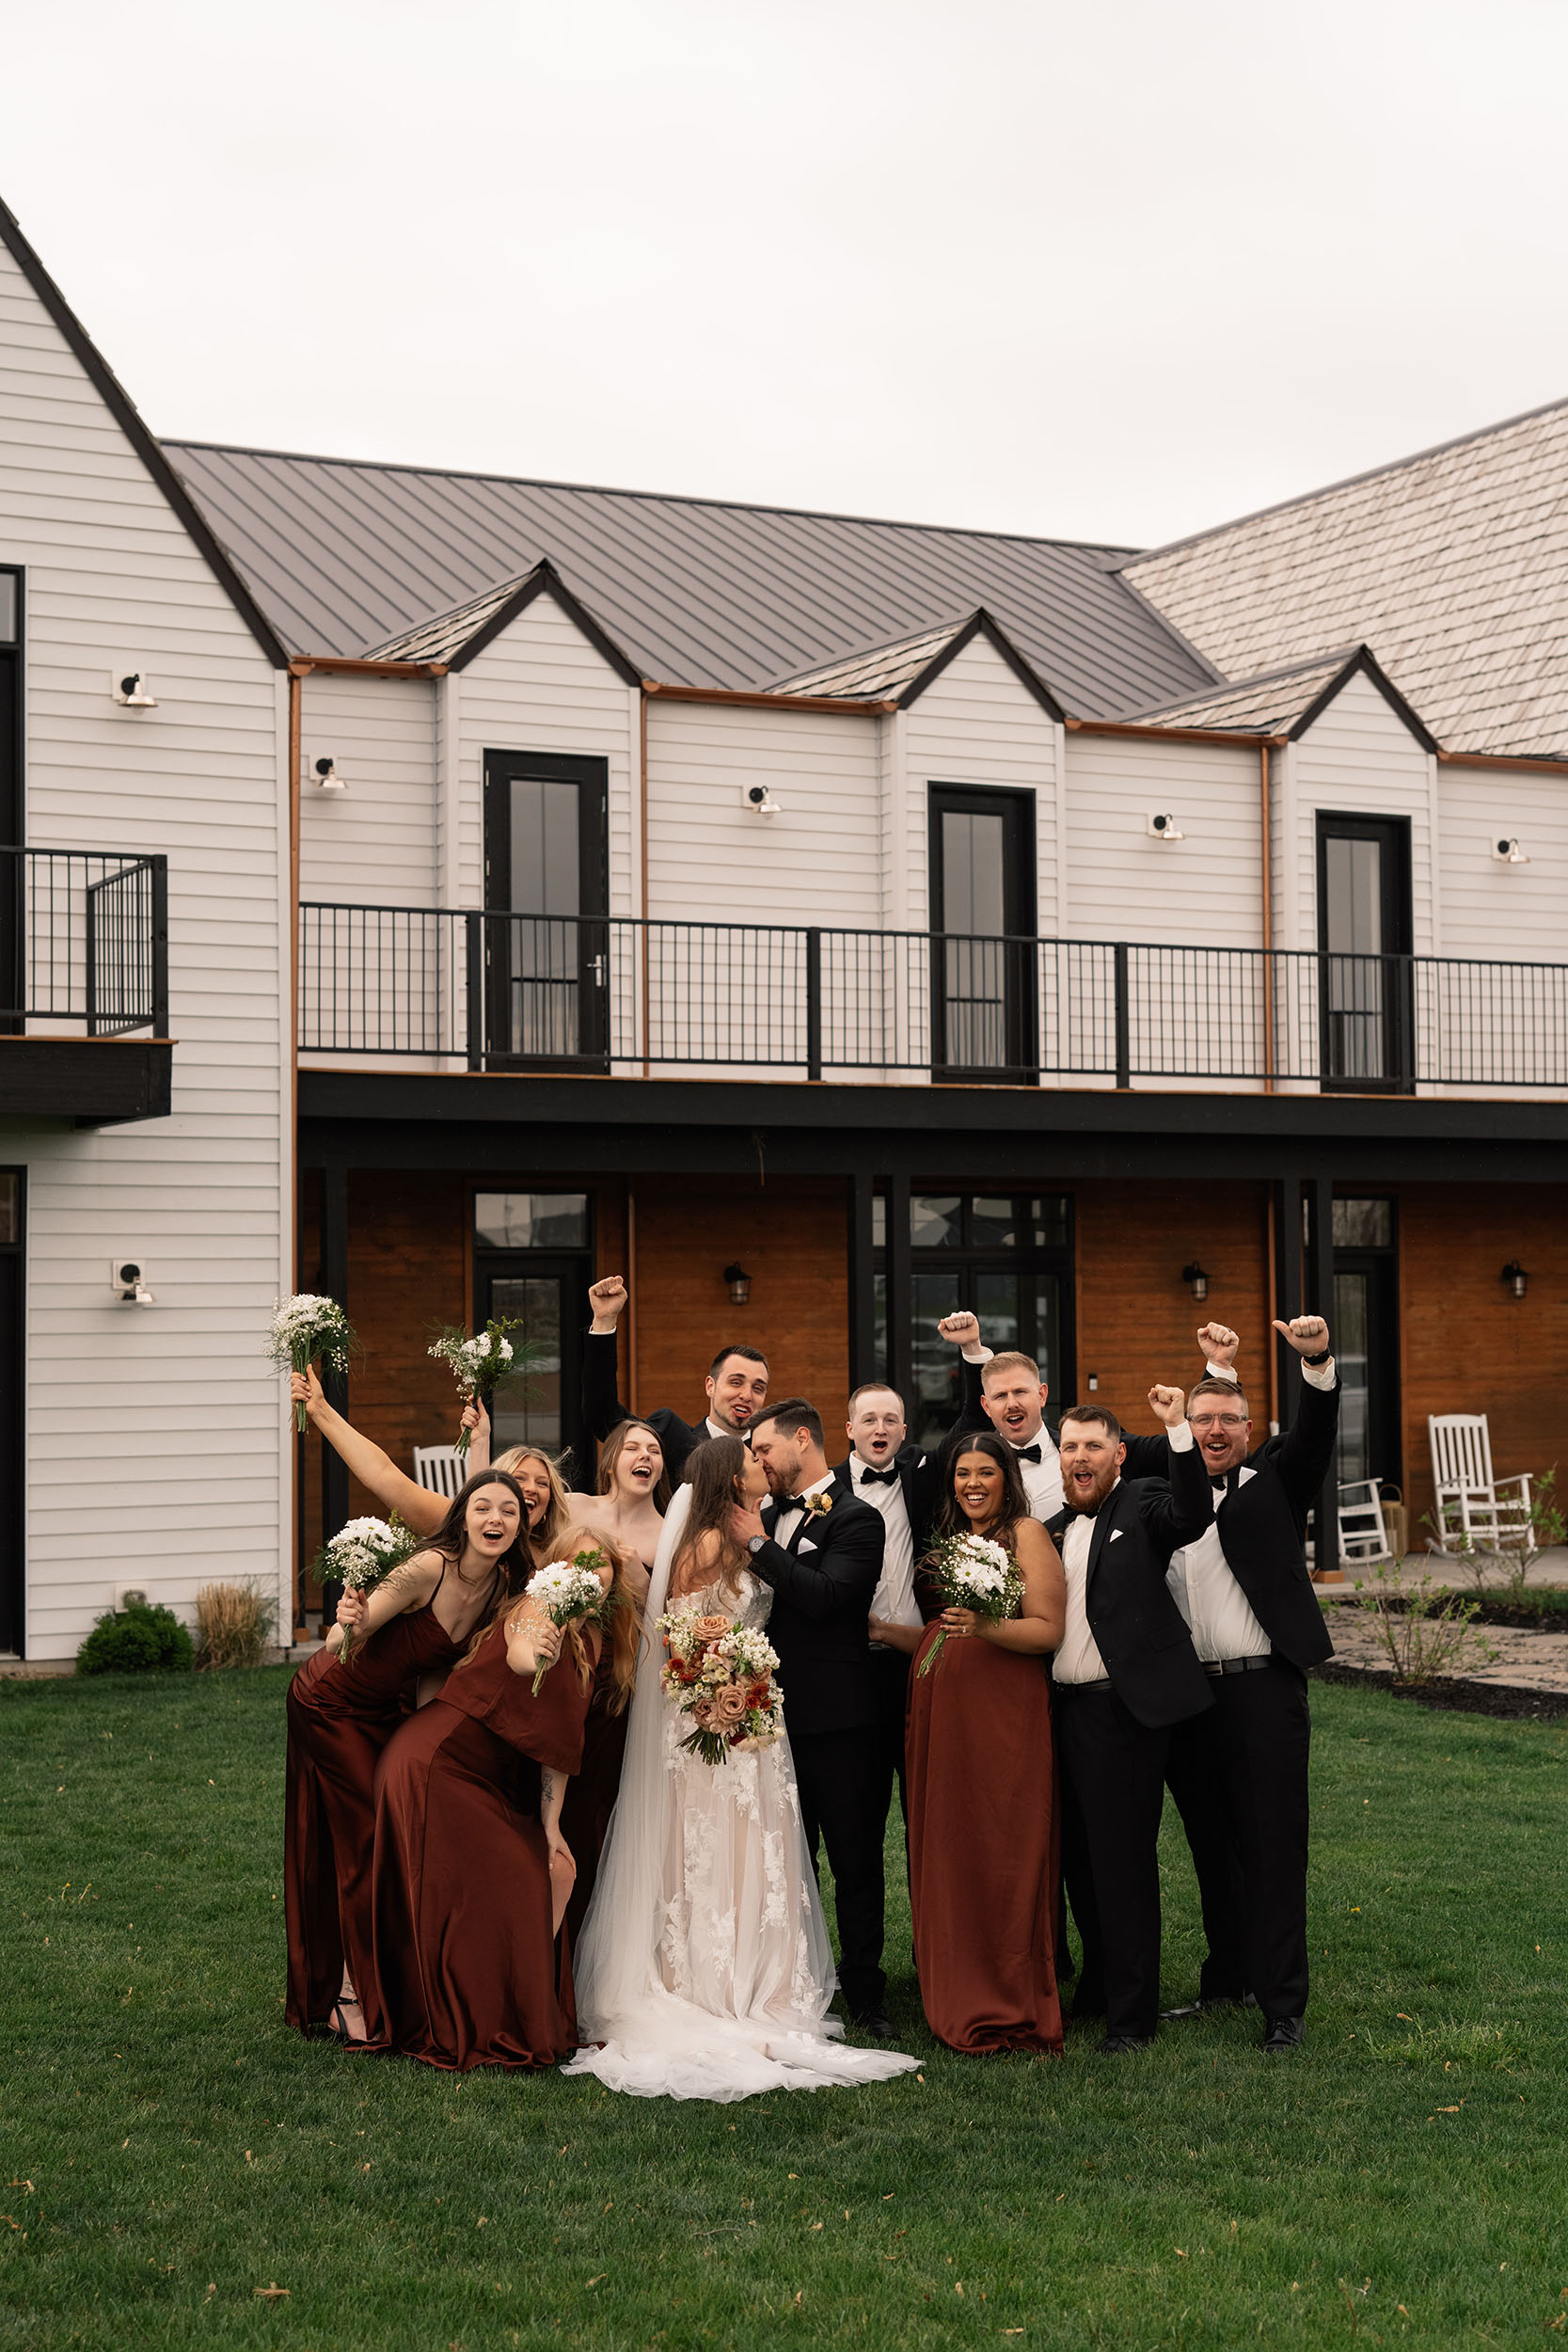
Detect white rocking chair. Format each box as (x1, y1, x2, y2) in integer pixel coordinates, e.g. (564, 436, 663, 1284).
(1338, 1478, 1396, 1567)
(1427, 1414, 1533, 1550)
(412, 1444, 466, 1500)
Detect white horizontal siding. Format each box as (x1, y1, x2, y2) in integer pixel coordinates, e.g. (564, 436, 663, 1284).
(0, 236, 290, 1658)
(901, 635, 1058, 938)
(1063, 732, 1264, 946)
(1285, 669, 1435, 955)
(298, 672, 437, 905)
(1436, 765, 1568, 962)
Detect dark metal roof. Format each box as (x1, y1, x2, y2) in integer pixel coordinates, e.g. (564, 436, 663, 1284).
(160, 439, 1217, 717)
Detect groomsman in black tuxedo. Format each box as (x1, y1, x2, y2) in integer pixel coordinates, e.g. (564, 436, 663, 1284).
(827, 1381, 937, 1842)
(728, 1398, 894, 2038)
(1045, 1393, 1216, 2052)
(579, 1275, 768, 1481)
(1159, 1316, 1338, 2054)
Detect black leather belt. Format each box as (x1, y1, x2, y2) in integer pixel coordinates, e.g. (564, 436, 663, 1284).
(1204, 1654, 1274, 1677)
(1053, 1674, 1114, 1695)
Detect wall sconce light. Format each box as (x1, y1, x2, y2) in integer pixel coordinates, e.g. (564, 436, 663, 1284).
(314, 755, 346, 792)
(1501, 1261, 1528, 1299)
(722, 1262, 752, 1306)
(1147, 811, 1185, 841)
(1490, 837, 1531, 866)
(741, 784, 781, 818)
(109, 1257, 156, 1307)
(110, 669, 157, 707)
(1181, 1260, 1210, 1302)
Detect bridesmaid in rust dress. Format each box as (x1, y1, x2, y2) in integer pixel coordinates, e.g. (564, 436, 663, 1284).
(875, 1433, 1067, 2055)
(364, 1583, 601, 2071)
(283, 1468, 531, 2041)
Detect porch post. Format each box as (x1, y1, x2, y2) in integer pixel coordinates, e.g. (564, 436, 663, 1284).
(846, 1171, 877, 1391)
(1305, 1172, 1340, 1579)
(321, 1160, 350, 1546)
(884, 1173, 911, 1414)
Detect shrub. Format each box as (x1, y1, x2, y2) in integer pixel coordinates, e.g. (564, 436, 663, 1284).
(194, 1580, 277, 1672)
(76, 1600, 195, 1677)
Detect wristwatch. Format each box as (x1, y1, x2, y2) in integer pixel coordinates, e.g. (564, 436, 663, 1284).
(748, 1534, 767, 1555)
(1302, 1348, 1332, 1366)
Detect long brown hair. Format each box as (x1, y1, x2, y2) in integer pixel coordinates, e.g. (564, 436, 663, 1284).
(670, 1434, 752, 1604)
(595, 1418, 673, 1514)
(492, 1444, 572, 1560)
(420, 1466, 533, 1590)
(590, 1529, 644, 1717)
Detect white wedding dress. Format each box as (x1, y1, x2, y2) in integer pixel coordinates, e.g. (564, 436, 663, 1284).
(562, 1486, 920, 2102)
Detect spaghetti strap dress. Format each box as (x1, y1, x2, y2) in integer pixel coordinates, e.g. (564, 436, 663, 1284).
(283, 1566, 467, 2033)
(364, 1617, 594, 2070)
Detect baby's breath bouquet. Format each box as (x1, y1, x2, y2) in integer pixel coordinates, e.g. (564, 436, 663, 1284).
(268, 1294, 356, 1432)
(427, 1317, 536, 1455)
(523, 1549, 610, 1695)
(916, 1531, 1022, 1677)
(318, 1514, 420, 1661)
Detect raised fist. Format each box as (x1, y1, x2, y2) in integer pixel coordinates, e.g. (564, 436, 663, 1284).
(1148, 1383, 1187, 1429)
(1272, 1314, 1330, 1357)
(938, 1311, 980, 1350)
(588, 1276, 628, 1331)
(1196, 1322, 1239, 1368)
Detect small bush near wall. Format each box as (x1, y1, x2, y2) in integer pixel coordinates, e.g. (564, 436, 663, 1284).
(194, 1581, 277, 1672)
(76, 1602, 195, 1677)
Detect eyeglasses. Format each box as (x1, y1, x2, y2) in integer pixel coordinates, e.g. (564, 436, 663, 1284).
(1188, 1412, 1248, 1430)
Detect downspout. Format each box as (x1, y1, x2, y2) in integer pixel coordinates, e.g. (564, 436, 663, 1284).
(1259, 742, 1275, 1095)
(287, 663, 303, 1632)
(639, 686, 651, 1078)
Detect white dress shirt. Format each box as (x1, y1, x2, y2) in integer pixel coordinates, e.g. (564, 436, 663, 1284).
(768, 1469, 836, 1551)
(1053, 1499, 1112, 1685)
(1008, 1430, 1064, 1521)
(1165, 1359, 1336, 1662)
(851, 1452, 922, 1646)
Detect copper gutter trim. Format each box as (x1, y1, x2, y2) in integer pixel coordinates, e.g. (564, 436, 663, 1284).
(1434, 747, 1568, 773)
(641, 679, 899, 716)
(288, 656, 449, 679)
(1259, 742, 1275, 1096)
(1065, 716, 1291, 750)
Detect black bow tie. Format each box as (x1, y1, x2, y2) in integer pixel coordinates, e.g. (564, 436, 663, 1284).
(859, 1464, 899, 1486)
(1012, 1443, 1043, 1466)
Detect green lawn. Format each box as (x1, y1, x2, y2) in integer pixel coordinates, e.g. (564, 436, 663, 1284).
(1, 1669, 1564, 2351)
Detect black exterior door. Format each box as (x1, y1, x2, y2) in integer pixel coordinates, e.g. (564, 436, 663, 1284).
(1317, 814, 1413, 1090)
(471, 1189, 596, 1483)
(1331, 1196, 1401, 1492)
(483, 752, 609, 1070)
(0, 1171, 23, 1655)
(1, 569, 21, 1036)
(929, 786, 1037, 1081)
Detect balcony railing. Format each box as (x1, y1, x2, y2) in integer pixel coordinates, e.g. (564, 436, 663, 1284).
(297, 903, 1568, 1091)
(2, 847, 168, 1036)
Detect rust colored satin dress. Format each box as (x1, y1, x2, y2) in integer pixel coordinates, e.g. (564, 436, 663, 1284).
(905, 1623, 1063, 2054)
(365, 1617, 594, 2070)
(283, 1588, 464, 2033)
(561, 1641, 631, 1947)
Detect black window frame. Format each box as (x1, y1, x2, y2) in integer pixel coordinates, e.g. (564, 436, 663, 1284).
(482, 750, 610, 1072)
(1331, 1192, 1402, 1493)
(470, 1183, 597, 1481)
(1315, 811, 1414, 1093)
(927, 783, 1038, 1083)
(1, 565, 24, 1039)
(0, 1166, 24, 1656)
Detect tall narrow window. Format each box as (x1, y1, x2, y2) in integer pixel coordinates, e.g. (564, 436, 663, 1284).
(472, 1189, 594, 1474)
(483, 753, 609, 1068)
(928, 785, 1037, 1079)
(1, 569, 22, 1039)
(1330, 1195, 1400, 1490)
(1317, 814, 1412, 1090)
(0, 1169, 23, 1655)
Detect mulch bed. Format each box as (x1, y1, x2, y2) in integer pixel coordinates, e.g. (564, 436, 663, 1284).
(1311, 1657, 1568, 1723)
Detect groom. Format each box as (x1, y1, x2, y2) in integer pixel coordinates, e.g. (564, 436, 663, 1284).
(729, 1398, 894, 2039)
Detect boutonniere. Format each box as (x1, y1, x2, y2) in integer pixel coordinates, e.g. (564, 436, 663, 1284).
(803, 1490, 833, 1518)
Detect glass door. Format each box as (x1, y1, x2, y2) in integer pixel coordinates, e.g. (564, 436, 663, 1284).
(928, 786, 1037, 1081)
(0, 1171, 22, 1655)
(1, 570, 21, 1037)
(483, 752, 609, 1069)
(472, 1189, 595, 1480)
(1331, 1197, 1401, 1491)
(1317, 815, 1412, 1090)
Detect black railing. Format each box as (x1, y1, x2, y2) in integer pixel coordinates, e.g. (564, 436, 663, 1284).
(296, 903, 1568, 1091)
(1, 847, 168, 1036)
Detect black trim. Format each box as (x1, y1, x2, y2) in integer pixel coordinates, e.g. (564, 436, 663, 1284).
(0, 1165, 22, 1656)
(449, 560, 642, 685)
(0, 564, 21, 1037)
(897, 610, 1067, 722)
(0, 1039, 172, 1124)
(1290, 646, 1438, 754)
(1316, 811, 1416, 1093)
(482, 749, 610, 1069)
(0, 202, 290, 669)
(928, 783, 1038, 1081)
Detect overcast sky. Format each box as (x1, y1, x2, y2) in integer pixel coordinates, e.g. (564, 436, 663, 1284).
(6, 0, 1566, 549)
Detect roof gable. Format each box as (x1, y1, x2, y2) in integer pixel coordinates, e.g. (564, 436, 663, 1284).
(1128, 643, 1437, 748)
(365, 558, 641, 683)
(0, 198, 288, 669)
(768, 608, 1066, 718)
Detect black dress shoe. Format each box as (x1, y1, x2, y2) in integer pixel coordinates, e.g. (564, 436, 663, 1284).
(1097, 2032, 1153, 2055)
(1262, 2015, 1305, 2053)
(851, 2010, 896, 2041)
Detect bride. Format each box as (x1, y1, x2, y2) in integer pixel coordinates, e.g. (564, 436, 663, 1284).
(562, 1435, 919, 2102)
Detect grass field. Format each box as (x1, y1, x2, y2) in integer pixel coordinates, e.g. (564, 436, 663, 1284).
(1, 1667, 1565, 2350)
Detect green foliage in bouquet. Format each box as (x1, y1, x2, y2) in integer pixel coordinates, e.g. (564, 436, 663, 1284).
(76, 1600, 195, 1677)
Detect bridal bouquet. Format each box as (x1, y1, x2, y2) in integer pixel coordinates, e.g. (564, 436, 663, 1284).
(916, 1531, 1023, 1677)
(267, 1294, 357, 1433)
(427, 1318, 534, 1456)
(658, 1602, 785, 1766)
(319, 1514, 420, 1662)
(524, 1549, 610, 1696)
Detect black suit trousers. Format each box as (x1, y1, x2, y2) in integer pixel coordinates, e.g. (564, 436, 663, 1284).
(1055, 1685, 1170, 2040)
(1172, 1661, 1312, 2022)
(869, 1646, 910, 1835)
(792, 1724, 887, 2018)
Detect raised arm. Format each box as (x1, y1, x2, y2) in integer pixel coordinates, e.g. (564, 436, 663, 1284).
(1270, 1315, 1340, 1509)
(291, 1368, 451, 1537)
(1132, 1385, 1215, 1552)
(939, 1311, 993, 1441)
(582, 1277, 634, 1443)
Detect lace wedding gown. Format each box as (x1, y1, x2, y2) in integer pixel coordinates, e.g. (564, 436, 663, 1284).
(562, 1487, 919, 2102)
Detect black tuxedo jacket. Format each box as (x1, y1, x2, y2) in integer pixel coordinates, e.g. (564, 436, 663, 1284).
(580, 1328, 711, 1481)
(1045, 1438, 1216, 1730)
(827, 1442, 942, 1561)
(747, 1488, 886, 1740)
(1121, 1377, 1338, 1671)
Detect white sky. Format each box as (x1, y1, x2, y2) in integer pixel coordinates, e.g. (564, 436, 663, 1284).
(6, 0, 1567, 548)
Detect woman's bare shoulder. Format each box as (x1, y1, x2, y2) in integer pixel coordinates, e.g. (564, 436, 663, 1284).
(1012, 1518, 1058, 1567)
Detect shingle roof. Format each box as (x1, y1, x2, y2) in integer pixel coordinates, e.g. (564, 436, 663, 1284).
(365, 575, 525, 665)
(1127, 648, 1359, 733)
(768, 616, 972, 699)
(159, 439, 1217, 718)
(1120, 395, 1568, 759)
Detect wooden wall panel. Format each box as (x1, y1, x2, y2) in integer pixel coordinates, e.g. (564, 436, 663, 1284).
(1073, 1179, 1273, 1434)
(345, 1168, 468, 1517)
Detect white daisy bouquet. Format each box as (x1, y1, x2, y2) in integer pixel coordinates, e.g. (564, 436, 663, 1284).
(267, 1294, 357, 1432)
(657, 1601, 785, 1766)
(916, 1531, 1022, 1677)
(427, 1317, 534, 1455)
(319, 1514, 420, 1661)
(523, 1549, 610, 1695)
